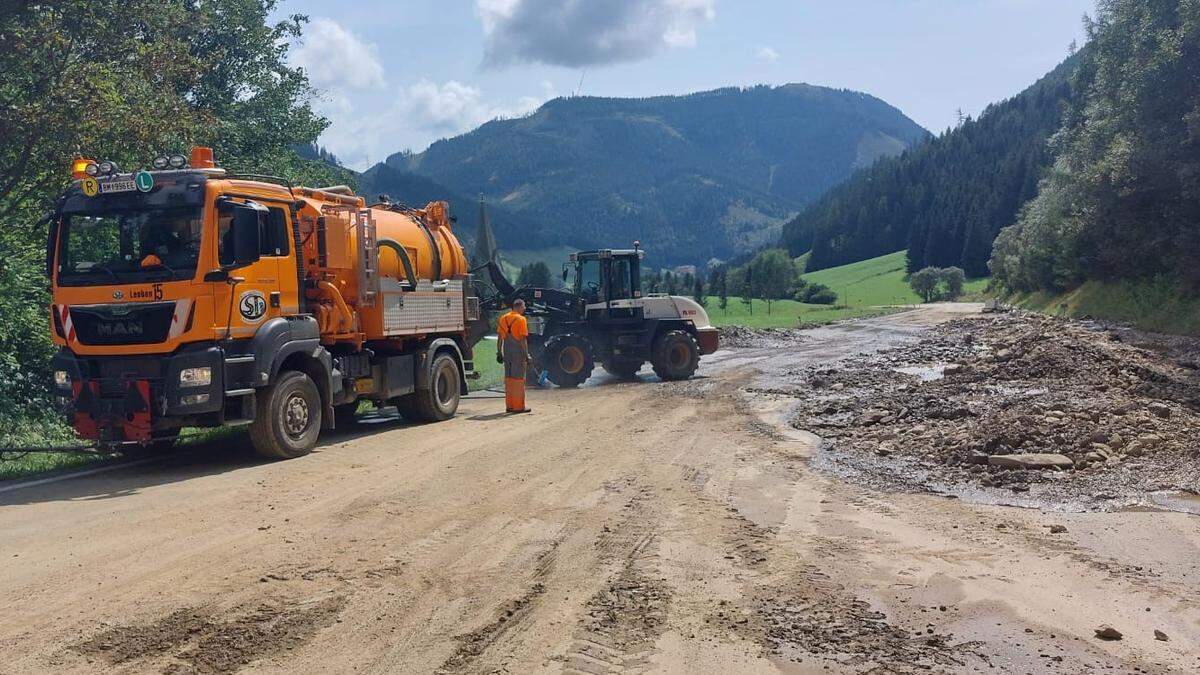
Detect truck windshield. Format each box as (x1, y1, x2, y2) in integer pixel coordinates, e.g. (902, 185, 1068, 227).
(57, 206, 203, 285)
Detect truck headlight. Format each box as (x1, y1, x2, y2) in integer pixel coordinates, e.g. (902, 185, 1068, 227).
(179, 367, 211, 388)
(54, 370, 70, 387)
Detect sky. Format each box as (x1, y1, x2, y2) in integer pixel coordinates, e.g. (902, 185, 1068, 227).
(278, 0, 1095, 171)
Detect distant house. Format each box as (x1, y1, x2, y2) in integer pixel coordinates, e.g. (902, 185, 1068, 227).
(673, 265, 697, 278)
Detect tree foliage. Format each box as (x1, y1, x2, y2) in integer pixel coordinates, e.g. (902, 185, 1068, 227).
(782, 55, 1079, 277)
(0, 1, 340, 437)
(991, 0, 1200, 292)
(516, 261, 552, 287)
(909, 266, 966, 303)
(909, 268, 942, 303)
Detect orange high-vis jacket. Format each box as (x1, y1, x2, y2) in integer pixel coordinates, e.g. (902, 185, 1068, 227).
(497, 311, 528, 341)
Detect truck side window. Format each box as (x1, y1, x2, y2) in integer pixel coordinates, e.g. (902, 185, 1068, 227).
(217, 202, 289, 265)
(262, 207, 289, 257)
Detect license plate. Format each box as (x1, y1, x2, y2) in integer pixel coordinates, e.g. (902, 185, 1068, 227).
(99, 179, 136, 194)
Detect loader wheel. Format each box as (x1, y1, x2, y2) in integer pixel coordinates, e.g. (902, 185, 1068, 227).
(249, 370, 321, 459)
(545, 334, 594, 388)
(414, 352, 463, 422)
(651, 330, 700, 381)
(602, 358, 643, 379)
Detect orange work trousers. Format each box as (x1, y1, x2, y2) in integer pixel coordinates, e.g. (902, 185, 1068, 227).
(505, 377, 526, 412)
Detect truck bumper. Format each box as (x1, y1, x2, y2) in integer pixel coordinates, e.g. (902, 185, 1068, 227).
(52, 346, 225, 444)
(696, 327, 719, 355)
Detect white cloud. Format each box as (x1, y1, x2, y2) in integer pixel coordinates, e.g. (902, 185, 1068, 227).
(291, 18, 386, 91)
(756, 46, 779, 63)
(315, 80, 555, 170)
(476, 0, 716, 68)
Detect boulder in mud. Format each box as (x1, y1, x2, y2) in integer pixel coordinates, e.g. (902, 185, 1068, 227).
(1148, 403, 1172, 419)
(1094, 625, 1123, 641)
(987, 453, 1074, 470)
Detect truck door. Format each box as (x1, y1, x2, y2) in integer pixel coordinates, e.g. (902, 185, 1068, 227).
(214, 199, 295, 338)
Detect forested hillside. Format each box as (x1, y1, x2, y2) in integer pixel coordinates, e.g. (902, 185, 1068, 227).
(0, 1, 344, 442)
(360, 163, 559, 251)
(991, 0, 1200, 293)
(783, 56, 1078, 276)
(370, 85, 928, 266)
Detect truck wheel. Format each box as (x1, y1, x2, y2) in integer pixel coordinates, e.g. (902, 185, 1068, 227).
(393, 394, 421, 421)
(413, 352, 462, 422)
(651, 330, 700, 381)
(602, 359, 643, 379)
(545, 334, 594, 388)
(334, 403, 359, 428)
(249, 370, 321, 459)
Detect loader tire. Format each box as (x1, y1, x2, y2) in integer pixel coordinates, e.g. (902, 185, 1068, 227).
(602, 358, 643, 379)
(651, 330, 700, 381)
(249, 370, 321, 460)
(545, 334, 594, 388)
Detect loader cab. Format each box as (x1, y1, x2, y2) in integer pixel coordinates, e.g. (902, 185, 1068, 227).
(568, 249, 643, 319)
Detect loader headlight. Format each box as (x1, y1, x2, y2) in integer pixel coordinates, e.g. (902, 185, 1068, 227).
(179, 367, 211, 388)
(54, 370, 71, 387)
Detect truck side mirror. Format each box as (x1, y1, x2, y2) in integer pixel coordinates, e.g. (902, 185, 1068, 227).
(230, 201, 265, 268)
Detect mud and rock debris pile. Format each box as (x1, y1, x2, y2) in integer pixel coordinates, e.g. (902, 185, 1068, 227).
(785, 312, 1200, 504)
(718, 325, 807, 349)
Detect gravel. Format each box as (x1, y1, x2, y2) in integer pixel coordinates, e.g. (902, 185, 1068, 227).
(783, 312, 1200, 509)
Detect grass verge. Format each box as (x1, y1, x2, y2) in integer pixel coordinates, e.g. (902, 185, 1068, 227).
(1011, 277, 1200, 336)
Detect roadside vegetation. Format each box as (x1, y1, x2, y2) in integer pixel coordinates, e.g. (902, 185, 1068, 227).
(0, 2, 352, 465)
(1011, 278, 1200, 337)
(470, 340, 505, 391)
(990, 2, 1199, 301)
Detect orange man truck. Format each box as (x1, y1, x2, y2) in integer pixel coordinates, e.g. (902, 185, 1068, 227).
(47, 148, 480, 458)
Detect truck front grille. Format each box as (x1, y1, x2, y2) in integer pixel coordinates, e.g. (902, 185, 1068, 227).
(69, 302, 175, 345)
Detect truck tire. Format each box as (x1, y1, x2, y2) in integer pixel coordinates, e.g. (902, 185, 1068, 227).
(412, 352, 462, 422)
(602, 358, 643, 379)
(334, 403, 359, 428)
(651, 330, 700, 381)
(544, 334, 594, 388)
(249, 370, 322, 459)
(393, 394, 421, 421)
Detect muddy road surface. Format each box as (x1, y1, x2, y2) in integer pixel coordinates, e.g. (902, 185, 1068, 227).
(1, 305, 1197, 674)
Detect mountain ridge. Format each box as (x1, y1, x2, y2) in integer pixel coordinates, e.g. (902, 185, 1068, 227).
(361, 83, 928, 267)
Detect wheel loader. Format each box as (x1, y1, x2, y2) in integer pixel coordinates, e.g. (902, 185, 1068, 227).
(478, 247, 719, 387)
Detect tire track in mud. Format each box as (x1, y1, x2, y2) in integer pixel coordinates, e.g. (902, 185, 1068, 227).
(435, 537, 563, 674)
(564, 479, 670, 675)
(667, 398, 981, 674)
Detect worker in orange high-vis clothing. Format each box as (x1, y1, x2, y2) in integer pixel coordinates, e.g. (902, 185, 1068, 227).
(496, 299, 532, 414)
